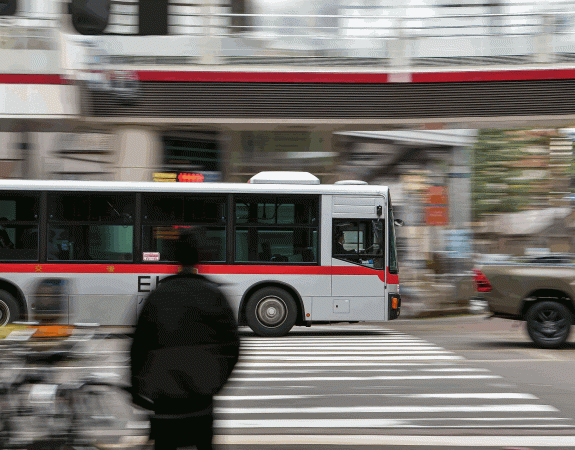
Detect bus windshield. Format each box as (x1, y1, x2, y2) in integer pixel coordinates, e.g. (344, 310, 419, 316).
(388, 197, 398, 274)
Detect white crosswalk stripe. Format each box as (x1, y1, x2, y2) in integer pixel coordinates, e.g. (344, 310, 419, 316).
(214, 325, 575, 432)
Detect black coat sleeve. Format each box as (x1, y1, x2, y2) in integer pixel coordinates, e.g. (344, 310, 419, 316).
(130, 296, 157, 399)
(209, 291, 240, 379)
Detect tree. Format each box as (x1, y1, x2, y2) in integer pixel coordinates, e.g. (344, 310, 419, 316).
(471, 129, 553, 221)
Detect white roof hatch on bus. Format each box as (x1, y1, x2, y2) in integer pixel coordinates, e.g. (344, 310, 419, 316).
(248, 171, 320, 185)
(335, 180, 368, 185)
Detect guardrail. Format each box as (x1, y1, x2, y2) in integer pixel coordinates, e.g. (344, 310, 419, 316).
(0, 15, 58, 50)
(5, 2, 575, 67)
(98, 1, 575, 67)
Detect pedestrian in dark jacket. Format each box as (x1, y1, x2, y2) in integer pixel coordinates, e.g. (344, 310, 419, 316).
(130, 228, 240, 450)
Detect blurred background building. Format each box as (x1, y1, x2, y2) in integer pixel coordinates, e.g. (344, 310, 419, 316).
(2, 0, 575, 314)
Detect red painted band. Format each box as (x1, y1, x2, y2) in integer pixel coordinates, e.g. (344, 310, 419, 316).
(135, 69, 575, 84)
(0, 74, 67, 85)
(0, 263, 397, 283)
(136, 71, 388, 83)
(387, 269, 399, 285)
(1, 70, 573, 85)
(411, 69, 575, 83)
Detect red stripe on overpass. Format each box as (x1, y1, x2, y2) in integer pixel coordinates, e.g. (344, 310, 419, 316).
(135, 68, 575, 83)
(0, 74, 68, 84)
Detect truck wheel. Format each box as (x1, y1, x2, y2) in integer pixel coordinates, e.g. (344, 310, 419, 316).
(245, 287, 297, 337)
(526, 301, 572, 349)
(0, 290, 20, 327)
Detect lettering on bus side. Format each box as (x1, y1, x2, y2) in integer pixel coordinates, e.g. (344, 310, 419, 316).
(137, 275, 165, 293)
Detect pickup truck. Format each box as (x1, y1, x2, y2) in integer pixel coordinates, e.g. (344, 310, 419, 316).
(474, 255, 575, 348)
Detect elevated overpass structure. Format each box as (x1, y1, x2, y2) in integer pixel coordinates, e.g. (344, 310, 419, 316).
(3, 1, 575, 129)
(67, 0, 575, 129)
(1, 0, 575, 181)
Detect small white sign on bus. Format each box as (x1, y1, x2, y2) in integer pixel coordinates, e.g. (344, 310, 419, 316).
(143, 252, 160, 261)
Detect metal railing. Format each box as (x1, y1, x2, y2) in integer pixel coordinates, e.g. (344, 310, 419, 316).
(5, 1, 575, 67)
(97, 0, 575, 66)
(0, 15, 58, 50)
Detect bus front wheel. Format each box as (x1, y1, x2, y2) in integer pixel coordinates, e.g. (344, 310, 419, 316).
(246, 287, 297, 337)
(0, 290, 19, 327)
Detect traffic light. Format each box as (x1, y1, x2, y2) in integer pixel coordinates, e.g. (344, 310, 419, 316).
(139, 0, 168, 36)
(69, 0, 110, 35)
(0, 1, 17, 16)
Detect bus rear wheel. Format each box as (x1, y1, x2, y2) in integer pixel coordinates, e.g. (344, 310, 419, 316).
(246, 287, 297, 337)
(0, 290, 20, 327)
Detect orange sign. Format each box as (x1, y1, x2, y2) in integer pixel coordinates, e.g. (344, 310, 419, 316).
(426, 186, 448, 205)
(425, 206, 449, 226)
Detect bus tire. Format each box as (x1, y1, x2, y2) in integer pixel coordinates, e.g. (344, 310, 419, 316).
(246, 287, 297, 337)
(0, 290, 19, 327)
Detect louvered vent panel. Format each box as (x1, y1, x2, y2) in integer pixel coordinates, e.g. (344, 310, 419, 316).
(86, 80, 575, 119)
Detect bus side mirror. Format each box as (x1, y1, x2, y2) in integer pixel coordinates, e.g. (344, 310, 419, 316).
(394, 219, 404, 227)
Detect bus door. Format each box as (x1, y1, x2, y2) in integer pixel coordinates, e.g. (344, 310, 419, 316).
(330, 195, 386, 320)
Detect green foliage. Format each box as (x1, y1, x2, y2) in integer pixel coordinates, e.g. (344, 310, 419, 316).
(472, 129, 557, 220)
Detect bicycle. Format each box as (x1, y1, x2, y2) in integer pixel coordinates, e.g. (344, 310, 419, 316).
(0, 322, 150, 449)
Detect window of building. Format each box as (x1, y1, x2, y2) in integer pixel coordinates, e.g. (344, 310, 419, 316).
(47, 193, 135, 262)
(0, 193, 39, 261)
(163, 134, 220, 172)
(332, 219, 384, 269)
(235, 196, 319, 263)
(142, 194, 226, 262)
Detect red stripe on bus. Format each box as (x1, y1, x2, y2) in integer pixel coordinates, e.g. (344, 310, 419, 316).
(0, 263, 397, 283)
(387, 269, 399, 285)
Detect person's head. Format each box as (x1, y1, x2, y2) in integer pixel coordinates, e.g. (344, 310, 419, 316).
(335, 230, 344, 244)
(175, 227, 203, 267)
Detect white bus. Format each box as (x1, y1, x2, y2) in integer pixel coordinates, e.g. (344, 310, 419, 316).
(0, 172, 401, 336)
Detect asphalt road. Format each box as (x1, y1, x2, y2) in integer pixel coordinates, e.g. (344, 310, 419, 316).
(215, 317, 575, 450)
(387, 314, 575, 434)
(5, 315, 575, 450)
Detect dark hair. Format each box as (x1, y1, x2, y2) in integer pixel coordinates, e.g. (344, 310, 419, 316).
(175, 227, 202, 266)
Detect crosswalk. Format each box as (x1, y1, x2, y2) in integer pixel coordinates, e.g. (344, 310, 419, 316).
(213, 325, 575, 432)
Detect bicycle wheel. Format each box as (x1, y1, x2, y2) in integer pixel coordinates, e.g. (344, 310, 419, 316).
(3, 381, 71, 448)
(71, 381, 149, 448)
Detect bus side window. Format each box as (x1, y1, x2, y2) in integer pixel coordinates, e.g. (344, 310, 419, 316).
(234, 195, 319, 264)
(142, 194, 227, 263)
(0, 193, 39, 261)
(47, 193, 135, 262)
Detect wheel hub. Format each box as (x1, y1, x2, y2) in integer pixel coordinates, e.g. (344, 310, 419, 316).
(256, 297, 287, 327)
(541, 320, 557, 335)
(0, 301, 9, 327)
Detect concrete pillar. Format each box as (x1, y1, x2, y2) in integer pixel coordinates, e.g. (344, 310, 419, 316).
(534, 14, 554, 64)
(388, 18, 411, 69)
(223, 130, 243, 182)
(329, 133, 348, 184)
(218, 130, 239, 182)
(449, 146, 472, 229)
(114, 127, 162, 181)
(448, 146, 472, 264)
(200, 0, 222, 65)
